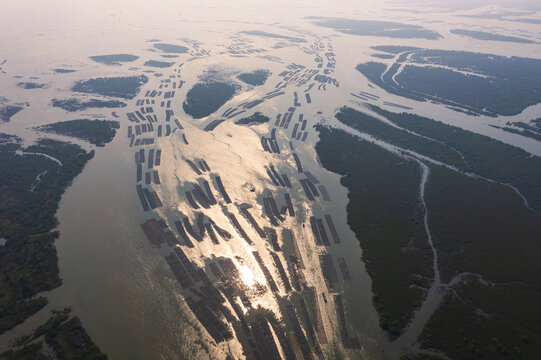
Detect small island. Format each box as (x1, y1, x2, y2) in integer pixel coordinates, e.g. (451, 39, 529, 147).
(237, 70, 270, 86)
(52, 98, 126, 112)
(89, 54, 139, 66)
(235, 112, 269, 125)
(183, 81, 238, 119)
(153, 43, 189, 53)
(36, 119, 120, 147)
(144, 60, 174, 68)
(71, 75, 148, 99)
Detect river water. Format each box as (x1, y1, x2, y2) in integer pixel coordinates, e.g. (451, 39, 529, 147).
(1, 1, 540, 359)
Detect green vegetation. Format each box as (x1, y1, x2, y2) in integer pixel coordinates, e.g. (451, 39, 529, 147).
(315, 126, 433, 339)
(371, 46, 420, 54)
(237, 70, 270, 86)
(308, 17, 441, 39)
(17, 82, 48, 89)
(143, 60, 174, 68)
(419, 166, 541, 359)
(153, 43, 189, 53)
(319, 105, 541, 356)
(0, 136, 94, 334)
(334, 107, 465, 168)
(0, 98, 25, 122)
(1, 309, 108, 359)
(183, 81, 238, 119)
(450, 29, 536, 43)
(235, 112, 269, 125)
(71, 75, 148, 99)
(88, 54, 139, 65)
(51, 98, 126, 112)
(358, 49, 541, 116)
(368, 105, 541, 211)
(36, 119, 119, 147)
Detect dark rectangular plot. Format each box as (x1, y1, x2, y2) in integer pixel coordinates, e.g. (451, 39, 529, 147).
(134, 138, 141, 146)
(197, 161, 206, 172)
(270, 252, 291, 293)
(165, 253, 194, 288)
(271, 128, 276, 140)
(299, 299, 319, 350)
(308, 287, 327, 345)
(279, 114, 288, 128)
(270, 139, 280, 154)
(141, 123, 147, 133)
(151, 190, 162, 208)
(212, 222, 232, 242)
(185, 159, 202, 175)
(267, 196, 284, 222)
(204, 119, 225, 131)
(304, 178, 319, 197)
(274, 114, 281, 126)
(135, 111, 145, 121)
(127, 113, 139, 122)
(291, 123, 299, 139)
(154, 149, 162, 166)
(182, 134, 188, 144)
(157, 125, 162, 137)
(252, 251, 279, 294)
(338, 257, 351, 281)
(136, 99, 142, 106)
(135, 125, 141, 135)
(183, 217, 203, 242)
(228, 214, 253, 245)
(174, 246, 200, 281)
(296, 131, 302, 141)
(145, 172, 151, 185)
(299, 179, 314, 201)
(192, 186, 211, 209)
(266, 228, 280, 251)
(284, 193, 295, 216)
(316, 218, 330, 246)
(185, 191, 200, 209)
(319, 254, 339, 290)
(136, 164, 142, 182)
(174, 118, 183, 130)
(148, 149, 154, 168)
(153, 171, 160, 184)
(201, 160, 210, 171)
(318, 185, 331, 201)
(165, 124, 171, 136)
(305, 93, 311, 103)
(214, 176, 231, 204)
(325, 215, 341, 244)
(202, 180, 217, 205)
(301, 119, 307, 130)
(301, 132, 308, 142)
(140, 107, 146, 114)
(284, 306, 313, 360)
(310, 217, 322, 245)
(282, 174, 291, 188)
(263, 198, 279, 227)
(205, 223, 219, 244)
(261, 137, 270, 152)
(239, 208, 266, 239)
(174, 220, 194, 247)
(334, 295, 350, 347)
(143, 188, 157, 209)
(145, 107, 153, 113)
(292, 153, 303, 172)
(185, 297, 231, 343)
(167, 100, 171, 108)
(136, 185, 150, 211)
(128, 126, 133, 138)
(266, 169, 280, 186)
(287, 112, 294, 123)
(304, 171, 319, 184)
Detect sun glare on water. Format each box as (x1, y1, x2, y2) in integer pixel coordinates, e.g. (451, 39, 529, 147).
(239, 264, 256, 288)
